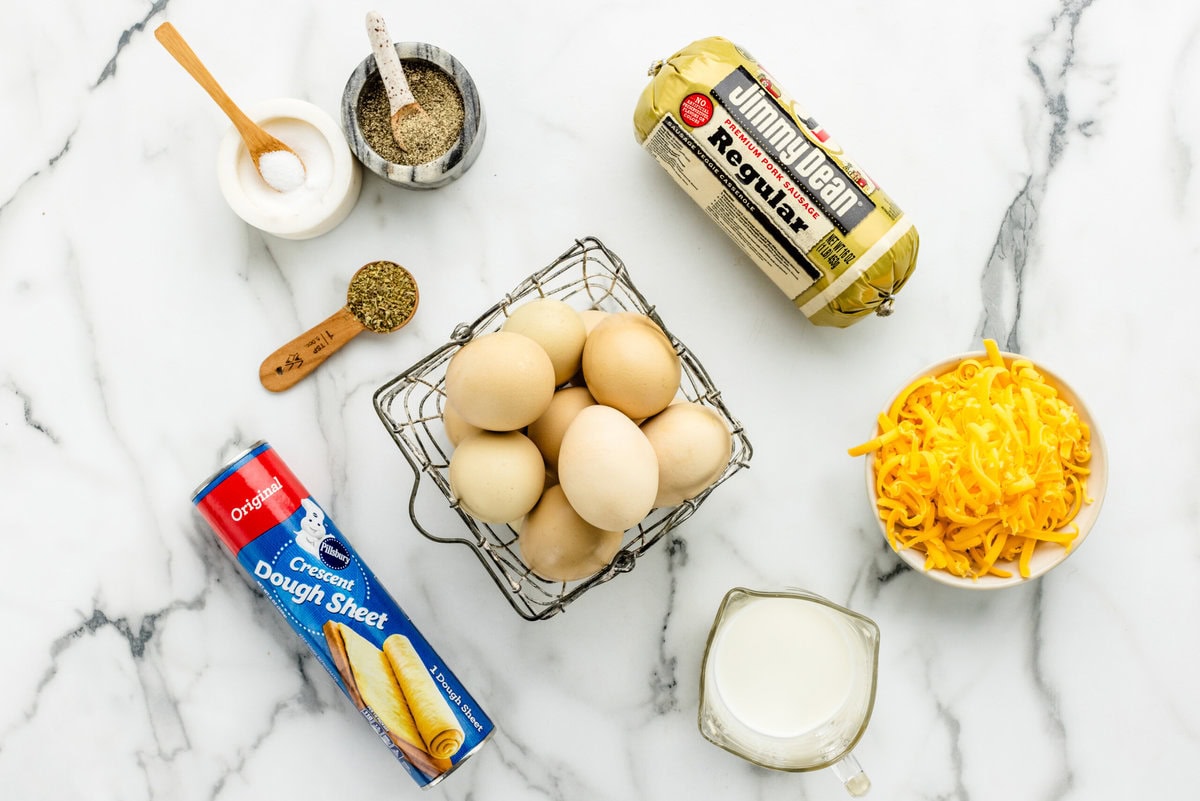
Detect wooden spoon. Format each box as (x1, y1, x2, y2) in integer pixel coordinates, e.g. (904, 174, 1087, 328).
(259, 261, 419, 392)
(154, 22, 305, 190)
(365, 10, 430, 151)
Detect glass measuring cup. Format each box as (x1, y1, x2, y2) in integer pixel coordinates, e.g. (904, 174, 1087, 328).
(698, 587, 880, 796)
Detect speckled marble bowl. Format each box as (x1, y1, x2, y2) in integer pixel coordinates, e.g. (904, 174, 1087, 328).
(341, 41, 485, 190)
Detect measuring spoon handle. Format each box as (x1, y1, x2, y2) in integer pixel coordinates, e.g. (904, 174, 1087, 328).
(259, 307, 365, 392)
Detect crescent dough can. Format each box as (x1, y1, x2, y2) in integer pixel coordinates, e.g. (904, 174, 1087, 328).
(191, 441, 494, 787)
(634, 37, 919, 327)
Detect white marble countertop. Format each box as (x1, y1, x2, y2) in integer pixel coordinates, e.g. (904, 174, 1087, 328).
(3, 1, 1197, 799)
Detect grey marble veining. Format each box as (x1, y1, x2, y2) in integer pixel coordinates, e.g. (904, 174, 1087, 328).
(978, 0, 1099, 351)
(2, 1, 1198, 800)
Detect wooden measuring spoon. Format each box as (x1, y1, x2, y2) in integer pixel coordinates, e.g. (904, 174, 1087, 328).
(154, 22, 305, 190)
(260, 261, 419, 392)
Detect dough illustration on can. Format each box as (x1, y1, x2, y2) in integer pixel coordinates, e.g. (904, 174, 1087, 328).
(383, 634, 466, 759)
(324, 622, 464, 777)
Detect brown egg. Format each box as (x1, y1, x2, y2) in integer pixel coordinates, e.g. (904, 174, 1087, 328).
(444, 331, 556, 431)
(579, 308, 610, 334)
(448, 431, 546, 524)
(581, 312, 681, 420)
(567, 310, 610, 386)
(442, 400, 483, 446)
(526, 386, 596, 468)
(518, 485, 623, 582)
(501, 298, 587, 386)
(640, 402, 733, 507)
(558, 404, 658, 531)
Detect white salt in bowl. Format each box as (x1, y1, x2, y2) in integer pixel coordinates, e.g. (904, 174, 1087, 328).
(860, 349, 1108, 590)
(216, 98, 362, 240)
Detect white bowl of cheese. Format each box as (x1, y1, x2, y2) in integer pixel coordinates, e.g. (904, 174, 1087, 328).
(851, 341, 1108, 589)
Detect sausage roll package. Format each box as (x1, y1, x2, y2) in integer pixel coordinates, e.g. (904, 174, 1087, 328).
(634, 36, 919, 327)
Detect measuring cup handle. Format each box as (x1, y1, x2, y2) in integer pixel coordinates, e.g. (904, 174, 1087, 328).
(259, 307, 364, 392)
(830, 752, 870, 797)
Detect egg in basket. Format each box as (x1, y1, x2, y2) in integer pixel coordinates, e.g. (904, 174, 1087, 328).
(373, 237, 752, 620)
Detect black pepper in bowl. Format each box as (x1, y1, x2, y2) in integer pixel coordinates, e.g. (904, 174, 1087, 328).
(356, 61, 464, 165)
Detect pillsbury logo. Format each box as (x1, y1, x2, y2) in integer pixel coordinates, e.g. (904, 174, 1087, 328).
(294, 498, 351, 570)
(318, 536, 351, 570)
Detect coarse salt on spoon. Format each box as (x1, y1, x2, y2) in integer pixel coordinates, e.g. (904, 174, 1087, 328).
(154, 22, 306, 192)
(365, 10, 431, 153)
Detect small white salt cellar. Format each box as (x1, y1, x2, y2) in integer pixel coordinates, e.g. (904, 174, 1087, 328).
(217, 98, 362, 239)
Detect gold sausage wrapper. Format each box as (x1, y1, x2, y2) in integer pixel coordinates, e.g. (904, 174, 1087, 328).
(633, 36, 919, 327)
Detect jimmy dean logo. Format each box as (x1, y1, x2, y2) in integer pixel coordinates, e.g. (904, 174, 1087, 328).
(711, 67, 873, 232)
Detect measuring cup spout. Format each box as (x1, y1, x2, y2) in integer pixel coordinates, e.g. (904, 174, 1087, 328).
(830, 752, 870, 796)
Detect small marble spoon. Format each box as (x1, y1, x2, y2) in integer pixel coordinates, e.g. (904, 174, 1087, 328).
(155, 22, 306, 192)
(259, 261, 420, 392)
(365, 10, 431, 152)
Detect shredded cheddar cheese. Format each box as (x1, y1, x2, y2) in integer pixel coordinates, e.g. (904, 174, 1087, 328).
(849, 340, 1092, 579)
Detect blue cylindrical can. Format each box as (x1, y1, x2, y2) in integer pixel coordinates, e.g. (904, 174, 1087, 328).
(192, 440, 494, 787)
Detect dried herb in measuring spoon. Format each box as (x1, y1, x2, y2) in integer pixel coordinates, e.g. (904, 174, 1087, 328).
(348, 260, 419, 332)
(259, 261, 420, 392)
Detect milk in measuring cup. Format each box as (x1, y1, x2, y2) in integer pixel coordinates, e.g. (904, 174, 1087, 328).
(699, 588, 879, 796)
(712, 596, 863, 738)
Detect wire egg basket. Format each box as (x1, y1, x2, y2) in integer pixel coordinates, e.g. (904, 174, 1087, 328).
(373, 236, 752, 620)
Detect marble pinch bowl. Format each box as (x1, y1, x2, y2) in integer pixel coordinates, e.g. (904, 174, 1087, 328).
(862, 349, 1108, 590)
(341, 41, 485, 190)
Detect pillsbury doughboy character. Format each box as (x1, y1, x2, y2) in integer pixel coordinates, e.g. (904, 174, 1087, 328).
(294, 498, 328, 557)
